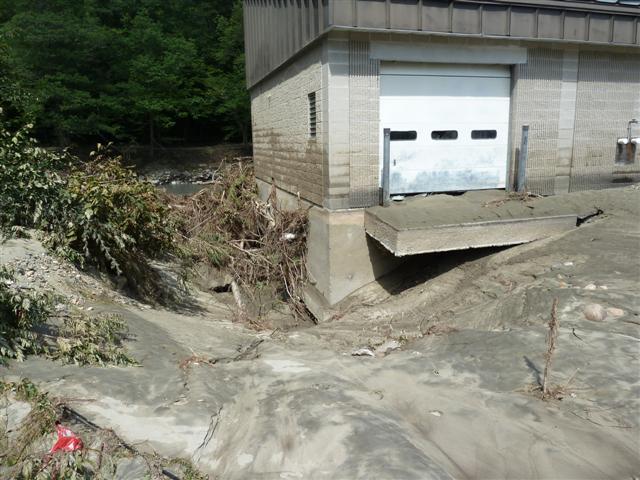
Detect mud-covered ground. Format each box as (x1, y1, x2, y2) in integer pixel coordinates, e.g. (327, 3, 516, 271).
(2, 186, 639, 479)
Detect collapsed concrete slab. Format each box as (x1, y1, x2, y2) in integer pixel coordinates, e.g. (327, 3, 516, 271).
(365, 191, 582, 256)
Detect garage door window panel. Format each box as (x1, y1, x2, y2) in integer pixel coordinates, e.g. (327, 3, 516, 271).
(390, 131, 418, 141)
(431, 130, 458, 140)
(471, 130, 498, 140)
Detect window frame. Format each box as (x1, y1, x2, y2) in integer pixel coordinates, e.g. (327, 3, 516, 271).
(308, 92, 317, 139)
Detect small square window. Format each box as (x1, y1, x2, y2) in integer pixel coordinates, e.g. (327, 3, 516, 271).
(308, 92, 317, 138)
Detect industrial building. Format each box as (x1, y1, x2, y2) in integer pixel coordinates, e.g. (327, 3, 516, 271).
(242, 0, 640, 319)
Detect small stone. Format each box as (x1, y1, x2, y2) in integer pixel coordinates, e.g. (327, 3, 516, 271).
(599, 285, 608, 290)
(375, 340, 401, 356)
(351, 348, 375, 357)
(584, 283, 597, 290)
(606, 307, 625, 318)
(86, 306, 94, 312)
(563, 261, 574, 267)
(583, 304, 607, 322)
(429, 410, 443, 417)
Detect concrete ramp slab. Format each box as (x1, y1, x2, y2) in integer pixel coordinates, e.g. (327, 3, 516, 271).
(365, 191, 583, 256)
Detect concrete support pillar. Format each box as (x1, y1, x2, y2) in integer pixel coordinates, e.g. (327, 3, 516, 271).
(304, 207, 401, 321)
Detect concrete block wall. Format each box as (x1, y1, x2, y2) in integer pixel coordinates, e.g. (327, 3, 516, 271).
(250, 45, 324, 206)
(570, 51, 640, 191)
(349, 39, 381, 208)
(510, 46, 640, 195)
(250, 34, 383, 210)
(322, 33, 382, 209)
(509, 47, 565, 195)
(323, 35, 351, 210)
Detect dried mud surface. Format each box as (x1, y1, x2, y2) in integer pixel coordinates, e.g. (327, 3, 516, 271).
(2, 186, 639, 479)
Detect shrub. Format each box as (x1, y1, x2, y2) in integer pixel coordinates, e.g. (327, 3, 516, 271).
(0, 268, 50, 362)
(0, 115, 176, 299)
(1, 268, 135, 366)
(60, 146, 176, 297)
(50, 313, 136, 367)
(0, 119, 73, 233)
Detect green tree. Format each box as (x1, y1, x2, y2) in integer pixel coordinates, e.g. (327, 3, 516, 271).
(209, 0, 251, 145)
(118, 11, 210, 156)
(0, 0, 249, 147)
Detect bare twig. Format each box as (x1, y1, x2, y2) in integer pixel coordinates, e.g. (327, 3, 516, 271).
(542, 298, 559, 398)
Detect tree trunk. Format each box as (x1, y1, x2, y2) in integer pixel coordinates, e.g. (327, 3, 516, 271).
(149, 114, 155, 161)
(238, 119, 249, 148)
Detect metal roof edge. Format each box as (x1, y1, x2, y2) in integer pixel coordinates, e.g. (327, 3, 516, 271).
(246, 27, 334, 91)
(329, 26, 640, 49)
(466, 0, 640, 15)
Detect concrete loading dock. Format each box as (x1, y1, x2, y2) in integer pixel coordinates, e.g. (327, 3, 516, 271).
(243, 0, 640, 320)
(364, 191, 584, 256)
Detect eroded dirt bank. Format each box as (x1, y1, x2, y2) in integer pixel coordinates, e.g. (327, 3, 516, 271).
(2, 187, 639, 479)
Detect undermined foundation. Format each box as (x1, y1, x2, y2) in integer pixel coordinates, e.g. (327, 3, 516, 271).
(259, 181, 600, 321)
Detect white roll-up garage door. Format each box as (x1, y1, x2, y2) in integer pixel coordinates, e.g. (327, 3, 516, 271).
(380, 63, 511, 194)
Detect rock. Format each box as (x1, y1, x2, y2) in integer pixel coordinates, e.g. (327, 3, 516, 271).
(606, 307, 625, 317)
(583, 303, 607, 321)
(1, 397, 32, 443)
(375, 340, 401, 356)
(352, 348, 375, 357)
(563, 261, 574, 267)
(192, 264, 233, 293)
(429, 410, 443, 417)
(584, 283, 597, 290)
(115, 457, 149, 480)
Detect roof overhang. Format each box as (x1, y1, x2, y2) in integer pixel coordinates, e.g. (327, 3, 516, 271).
(243, 0, 640, 89)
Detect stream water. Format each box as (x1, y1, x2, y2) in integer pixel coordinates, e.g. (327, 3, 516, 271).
(158, 183, 209, 196)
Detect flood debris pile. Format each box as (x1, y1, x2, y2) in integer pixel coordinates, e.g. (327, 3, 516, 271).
(173, 161, 310, 324)
(0, 379, 209, 480)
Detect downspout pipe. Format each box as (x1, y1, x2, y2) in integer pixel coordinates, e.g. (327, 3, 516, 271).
(382, 128, 391, 206)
